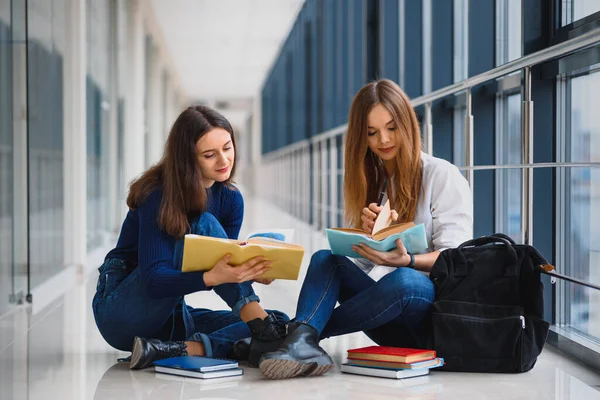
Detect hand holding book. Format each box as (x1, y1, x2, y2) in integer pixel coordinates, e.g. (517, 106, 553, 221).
(203, 254, 272, 287)
(352, 238, 412, 267)
(326, 199, 428, 260)
(182, 230, 305, 281)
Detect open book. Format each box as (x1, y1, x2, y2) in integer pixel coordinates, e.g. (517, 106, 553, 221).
(181, 230, 304, 280)
(326, 200, 428, 258)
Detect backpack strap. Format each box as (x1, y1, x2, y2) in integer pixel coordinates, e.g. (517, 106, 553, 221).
(489, 233, 516, 245)
(458, 236, 515, 249)
(455, 236, 519, 277)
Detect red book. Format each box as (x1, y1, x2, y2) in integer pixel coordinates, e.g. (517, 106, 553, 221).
(347, 346, 436, 364)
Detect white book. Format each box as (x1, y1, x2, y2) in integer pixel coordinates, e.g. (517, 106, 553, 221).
(340, 364, 430, 379)
(154, 365, 243, 379)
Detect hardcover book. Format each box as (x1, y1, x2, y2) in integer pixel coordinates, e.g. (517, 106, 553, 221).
(153, 356, 243, 379)
(181, 230, 304, 280)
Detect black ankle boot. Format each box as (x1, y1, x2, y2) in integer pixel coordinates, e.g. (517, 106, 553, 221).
(129, 336, 188, 370)
(231, 337, 251, 361)
(243, 313, 287, 367)
(258, 321, 334, 379)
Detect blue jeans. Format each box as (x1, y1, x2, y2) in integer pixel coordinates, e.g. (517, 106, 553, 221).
(92, 212, 289, 358)
(295, 250, 434, 348)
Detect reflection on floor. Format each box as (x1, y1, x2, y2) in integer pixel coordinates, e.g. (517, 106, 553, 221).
(1, 194, 600, 400)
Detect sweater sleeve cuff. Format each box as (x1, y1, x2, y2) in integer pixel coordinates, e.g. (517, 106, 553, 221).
(176, 270, 213, 295)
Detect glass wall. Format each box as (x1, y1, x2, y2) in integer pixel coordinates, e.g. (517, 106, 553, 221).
(116, 0, 129, 218)
(0, 0, 182, 316)
(1, 0, 27, 309)
(0, 0, 13, 313)
(86, 0, 113, 250)
(27, 0, 68, 288)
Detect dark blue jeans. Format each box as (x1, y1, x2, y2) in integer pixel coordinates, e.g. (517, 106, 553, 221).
(295, 250, 434, 348)
(92, 212, 289, 358)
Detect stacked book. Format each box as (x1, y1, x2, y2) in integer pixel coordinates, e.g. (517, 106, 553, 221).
(153, 356, 243, 379)
(341, 346, 444, 379)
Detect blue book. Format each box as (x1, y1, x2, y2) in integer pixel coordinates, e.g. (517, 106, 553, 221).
(154, 356, 243, 379)
(326, 222, 428, 259)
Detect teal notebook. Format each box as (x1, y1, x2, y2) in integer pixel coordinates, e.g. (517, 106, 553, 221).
(326, 223, 428, 259)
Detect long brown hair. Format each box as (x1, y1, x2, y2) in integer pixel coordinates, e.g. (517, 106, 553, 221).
(127, 105, 237, 238)
(344, 79, 422, 228)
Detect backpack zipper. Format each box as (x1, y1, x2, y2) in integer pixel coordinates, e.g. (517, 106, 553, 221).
(436, 312, 526, 327)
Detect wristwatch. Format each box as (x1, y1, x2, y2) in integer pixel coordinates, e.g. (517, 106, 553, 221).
(404, 253, 416, 269)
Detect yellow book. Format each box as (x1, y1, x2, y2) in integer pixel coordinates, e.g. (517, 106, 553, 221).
(181, 235, 305, 280)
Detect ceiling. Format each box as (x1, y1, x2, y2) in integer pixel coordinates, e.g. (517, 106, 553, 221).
(150, 0, 305, 105)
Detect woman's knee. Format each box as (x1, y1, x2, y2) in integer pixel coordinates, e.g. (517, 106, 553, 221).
(196, 212, 227, 238)
(380, 268, 434, 300)
(308, 249, 339, 271)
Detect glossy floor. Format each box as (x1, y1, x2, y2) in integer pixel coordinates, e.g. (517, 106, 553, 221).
(1, 195, 600, 400)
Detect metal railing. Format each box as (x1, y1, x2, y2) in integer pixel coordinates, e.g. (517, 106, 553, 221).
(258, 27, 600, 242)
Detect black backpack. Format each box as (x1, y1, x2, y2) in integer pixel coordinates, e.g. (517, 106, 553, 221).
(427, 234, 550, 373)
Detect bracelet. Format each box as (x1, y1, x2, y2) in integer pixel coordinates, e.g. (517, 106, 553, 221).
(405, 253, 416, 269)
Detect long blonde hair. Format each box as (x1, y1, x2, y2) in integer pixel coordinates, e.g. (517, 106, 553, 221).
(344, 79, 422, 228)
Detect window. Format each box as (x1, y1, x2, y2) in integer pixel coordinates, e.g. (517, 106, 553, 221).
(451, 0, 468, 175)
(557, 70, 600, 339)
(86, 0, 114, 251)
(27, 0, 68, 286)
(496, 0, 522, 66)
(562, 0, 600, 26)
(495, 94, 522, 242)
(453, 104, 466, 170)
(422, 0, 432, 93)
(0, 0, 14, 312)
(453, 0, 468, 83)
(495, 0, 523, 242)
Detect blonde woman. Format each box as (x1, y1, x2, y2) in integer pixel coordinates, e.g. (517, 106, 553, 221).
(259, 79, 473, 379)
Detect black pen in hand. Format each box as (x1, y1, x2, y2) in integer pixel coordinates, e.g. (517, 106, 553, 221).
(377, 178, 388, 207)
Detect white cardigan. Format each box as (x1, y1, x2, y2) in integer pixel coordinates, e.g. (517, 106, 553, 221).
(353, 152, 473, 279)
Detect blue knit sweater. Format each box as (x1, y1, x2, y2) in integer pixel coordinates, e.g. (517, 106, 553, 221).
(105, 182, 244, 299)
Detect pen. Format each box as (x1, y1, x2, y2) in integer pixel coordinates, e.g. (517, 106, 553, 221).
(377, 178, 388, 207)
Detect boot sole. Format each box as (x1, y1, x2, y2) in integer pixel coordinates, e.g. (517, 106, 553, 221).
(260, 358, 334, 380)
(129, 337, 145, 370)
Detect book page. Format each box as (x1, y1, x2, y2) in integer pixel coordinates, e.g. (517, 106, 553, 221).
(246, 238, 304, 249)
(328, 227, 369, 236)
(246, 229, 295, 243)
(371, 222, 416, 241)
(371, 199, 393, 235)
